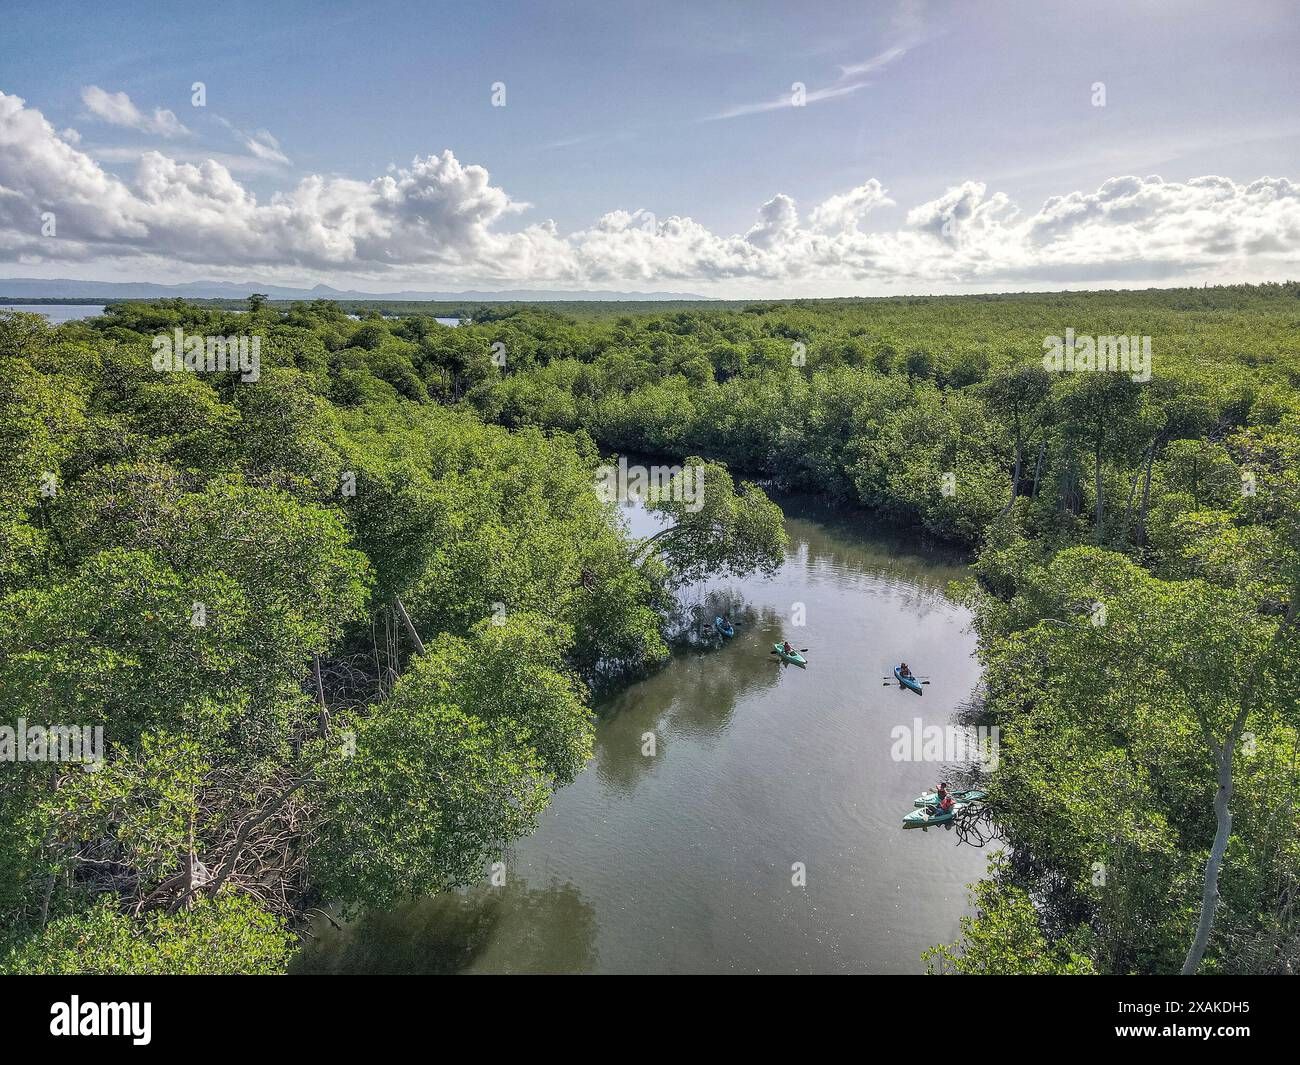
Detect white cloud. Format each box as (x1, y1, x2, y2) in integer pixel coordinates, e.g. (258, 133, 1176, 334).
(212, 115, 291, 167)
(709, 1, 926, 124)
(810, 179, 894, 232)
(239, 129, 290, 166)
(838, 45, 909, 79)
(705, 80, 871, 122)
(80, 86, 190, 138)
(3, 89, 1299, 291)
(87, 144, 291, 176)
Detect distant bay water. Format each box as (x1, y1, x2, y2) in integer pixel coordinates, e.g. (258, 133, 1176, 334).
(3, 305, 460, 327)
(2, 304, 106, 323)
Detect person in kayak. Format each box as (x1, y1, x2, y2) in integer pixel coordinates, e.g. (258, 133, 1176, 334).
(782, 639, 794, 656)
(926, 792, 956, 817)
(899, 661, 913, 679)
(935, 780, 950, 803)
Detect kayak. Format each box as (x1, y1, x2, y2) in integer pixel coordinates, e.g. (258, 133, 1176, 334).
(902, 800, 970, 829)
(773, 642, 807, 666)
(714, 616, 735, 638)
(914, 789, 986, 807)
(894, 666, 923, 695)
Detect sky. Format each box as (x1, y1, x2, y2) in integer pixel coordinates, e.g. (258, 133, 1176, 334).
(1, 0, 1298, 296)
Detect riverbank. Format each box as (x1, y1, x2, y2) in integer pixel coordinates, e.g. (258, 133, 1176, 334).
(294, 494, 991, 974)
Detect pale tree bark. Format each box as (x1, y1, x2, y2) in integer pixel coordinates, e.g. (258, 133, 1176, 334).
(1094, 440, 1105, 531)
(1031, 441, 1045, 499)
(1182, 592, 1298, 974)
(1003, 441, 1023, 516)
(1182, 740, 1237, 974)
(393, 595, 426, 656)
(1136, 444, 1157, 547)
(313, 654, 329, 737)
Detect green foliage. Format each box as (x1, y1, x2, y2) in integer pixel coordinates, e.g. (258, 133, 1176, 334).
(4, 287, 1296, 974)
(639, 458, 788, 582)
(311, 617, 591, 912)
(0, 301, 781, 971)
(1, 893, 293, 975)
(926, 867, 1097, 975)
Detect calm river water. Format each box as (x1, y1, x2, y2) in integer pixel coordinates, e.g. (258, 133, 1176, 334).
(296, 495, 992, 974)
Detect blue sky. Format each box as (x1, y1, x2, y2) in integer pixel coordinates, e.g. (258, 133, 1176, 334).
(2, 0, 1298, 295)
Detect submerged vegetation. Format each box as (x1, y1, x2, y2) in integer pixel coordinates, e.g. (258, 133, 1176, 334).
(1, 282, 1297, 973)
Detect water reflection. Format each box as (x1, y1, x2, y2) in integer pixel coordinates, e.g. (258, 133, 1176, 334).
(300, 493, 990, 974)
(294, 879, 596, 974)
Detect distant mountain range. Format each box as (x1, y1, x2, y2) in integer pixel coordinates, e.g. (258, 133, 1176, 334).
(0, 278, 710, 302)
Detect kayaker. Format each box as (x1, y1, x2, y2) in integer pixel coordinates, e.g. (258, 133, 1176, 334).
(935, 780, 949, 803)
(782, 639, 794, 656)
(927, 792, 956, 817)
(899, 661, 913, 678)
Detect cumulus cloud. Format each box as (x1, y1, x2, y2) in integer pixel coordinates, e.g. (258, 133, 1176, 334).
(2, 89, 1299, 290)
(80, 86, 190, 137)
(810, 179, 893, 232)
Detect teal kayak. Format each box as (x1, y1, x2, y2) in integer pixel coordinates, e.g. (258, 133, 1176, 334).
(773, 642, 807, 666)
(914, 789, 986, 807)
(894, 666, 923, 695)
(715, 616, 735, 638)
(902, 800, 971, 829)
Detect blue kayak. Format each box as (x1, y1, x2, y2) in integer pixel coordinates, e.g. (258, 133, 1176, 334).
(894, 666, 923, 695)
(714, 616, 735, 638)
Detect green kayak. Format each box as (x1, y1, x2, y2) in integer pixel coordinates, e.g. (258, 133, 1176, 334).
(902, 800, 971, 829)
(773, 642, 807, 666)
(913, 789, 986, 807)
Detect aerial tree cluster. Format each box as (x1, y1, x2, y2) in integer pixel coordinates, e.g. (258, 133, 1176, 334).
(2, 281, 1296, 973)
(0, 300, 783, 973)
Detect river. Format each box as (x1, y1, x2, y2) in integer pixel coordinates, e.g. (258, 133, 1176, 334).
(295, 494, 991, 974)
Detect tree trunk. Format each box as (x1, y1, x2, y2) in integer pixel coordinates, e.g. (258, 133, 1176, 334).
(1120, 444, 1152, 546)
(393, 595, 426, 656)
(313, 654, 329, 737)
(1031, 442, 1045, 498)
(1003, 440, 1023, 515)
(1136, 446, 1156, 546)
(202, 772, 313, 900)
(1181, 592, 1297, 973)
(1182, 746, 1235, 974)
(1093, 441, 1104, 533)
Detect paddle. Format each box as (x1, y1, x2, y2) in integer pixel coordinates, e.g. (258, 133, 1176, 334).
(880, 675, 930, 686)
